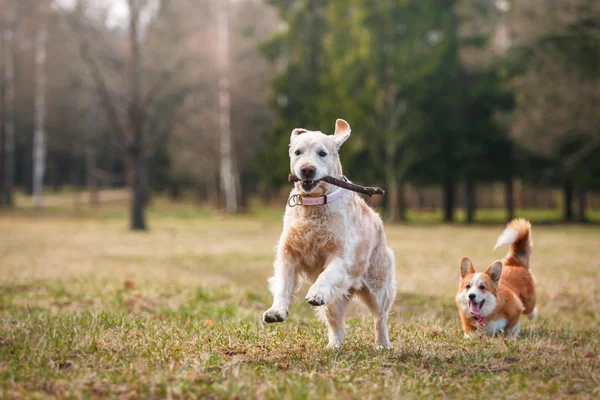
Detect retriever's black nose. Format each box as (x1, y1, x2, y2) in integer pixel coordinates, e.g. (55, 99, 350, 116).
(468, 293, 476, 301)
(300, 165, 316, 179)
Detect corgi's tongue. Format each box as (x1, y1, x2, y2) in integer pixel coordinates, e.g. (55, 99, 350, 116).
(469, 301, 482, 315)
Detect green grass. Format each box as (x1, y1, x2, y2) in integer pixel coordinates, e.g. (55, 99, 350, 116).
(1, 199, 599, 399)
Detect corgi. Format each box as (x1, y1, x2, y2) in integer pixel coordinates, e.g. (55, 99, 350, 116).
(456, 219, 537, 338)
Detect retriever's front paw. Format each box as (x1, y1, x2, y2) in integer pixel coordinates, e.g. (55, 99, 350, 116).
(305, 285, 330, 306)
(263, 308, 287, 323)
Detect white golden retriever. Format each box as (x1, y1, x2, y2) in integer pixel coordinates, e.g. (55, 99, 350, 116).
(263, 119, 396, 349)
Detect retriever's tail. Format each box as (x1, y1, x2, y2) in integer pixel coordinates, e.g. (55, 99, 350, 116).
(494, 218, 533, 268)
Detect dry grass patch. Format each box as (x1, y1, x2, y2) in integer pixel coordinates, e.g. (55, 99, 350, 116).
(1, 204, 599, 399)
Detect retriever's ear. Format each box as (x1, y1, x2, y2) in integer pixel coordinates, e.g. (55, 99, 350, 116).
(333, 119, 351, 149)
(460, 257, 475, 279)
(290, 128, 307, 142)
(484, 261, 503, 285)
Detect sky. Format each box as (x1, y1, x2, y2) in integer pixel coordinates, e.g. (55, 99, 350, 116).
(55, 0, 129, 27)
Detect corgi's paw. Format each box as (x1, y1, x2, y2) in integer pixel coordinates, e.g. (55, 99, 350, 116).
(463, 332, 476, 339)
(527, 308, 538, 320)
(505, 322, 521, 339)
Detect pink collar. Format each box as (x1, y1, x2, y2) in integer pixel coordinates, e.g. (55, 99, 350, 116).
(287, 186, 346, 207)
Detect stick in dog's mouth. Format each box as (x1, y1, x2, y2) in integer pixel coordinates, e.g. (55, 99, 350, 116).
(288, 174, 385, 197)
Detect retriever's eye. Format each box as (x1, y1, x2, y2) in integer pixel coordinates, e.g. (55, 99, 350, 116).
(479, 285, 485, 290)
(466, 285, 471, 289)
(294, 149, 301, 156)
(318, 150, 327, 157)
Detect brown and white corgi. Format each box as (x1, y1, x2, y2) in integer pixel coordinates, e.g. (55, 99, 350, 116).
(455, 219, 537, 338)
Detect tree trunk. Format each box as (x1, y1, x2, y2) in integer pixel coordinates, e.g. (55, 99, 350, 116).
(385, 146, 397, 222)
(0, 8, 5, 205)
(577, 189, 587, 223)
(398, 184, 406, 221)
(128, 0, 147, 230)
(211, 168, 220, 208)
(504, 178, 514, 222)
(239, 170, 250, 212)
(130, 147, 148, 230)
(386, 182, 407, 222)
(2, 1, 16, 206)
(384, 135, 406, 222)
(168, 182, 181, 201)
(464, 178, 476, 224)
(563, 179, 573, 222)
(85, 109, 99, 206)
(443, 176, 455, 223)
(218, 0, 239, 213)
(86, 140, 99, 207)
(386, 179, 398, 222)
(33, 1, 48, 208)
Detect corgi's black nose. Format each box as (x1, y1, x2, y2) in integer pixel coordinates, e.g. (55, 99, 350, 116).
(468, 293, 476, 300)
(300, 165, 316, 179)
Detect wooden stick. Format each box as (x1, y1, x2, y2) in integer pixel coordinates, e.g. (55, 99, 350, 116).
(288, 174, 385, 196)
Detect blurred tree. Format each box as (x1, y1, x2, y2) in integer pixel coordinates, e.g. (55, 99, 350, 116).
(0, 0, 595, 225)
(261, 0, 516, 224)
(66, 0, 197, 229)
(1, 0, 17, 206)
(230, 0, 277, 209)
(2, 0, 275, 215)
(160, 0, 276, 208)
(504, 1, 600, 221)
(318, 0, 454, 222)
(261, 0, 460, 221)
(32, 0, 48, 208)
(258, 0, 328, 190)
(400, 0, 514, 223)
(217, 0, 238, 213)
(458, 75, 513, 223)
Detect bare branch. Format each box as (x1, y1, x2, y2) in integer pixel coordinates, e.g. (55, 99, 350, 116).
(79, 41, 129, 151)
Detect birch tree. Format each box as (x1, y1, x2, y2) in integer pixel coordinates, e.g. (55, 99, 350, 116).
(218, 0, 238, 213)
(33, 0, 49, 208)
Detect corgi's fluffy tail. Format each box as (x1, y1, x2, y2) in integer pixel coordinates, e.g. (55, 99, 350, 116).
(494, 218, 533, 268)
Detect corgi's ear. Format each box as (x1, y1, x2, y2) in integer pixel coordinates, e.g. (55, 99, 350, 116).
(333, 119, 351, 149)
(460, 257, 475, 278)
(485, 261, 503, 285)
(290, 128, 307, 142)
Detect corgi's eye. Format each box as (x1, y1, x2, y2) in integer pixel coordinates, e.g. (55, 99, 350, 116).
(466, 285, 471, 289)
(318, 150, 327, 157)
(479, 285, 485, 290)
(294, 150, 301, 156)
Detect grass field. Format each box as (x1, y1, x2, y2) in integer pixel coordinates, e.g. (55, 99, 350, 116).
(1, 199, 599, 399)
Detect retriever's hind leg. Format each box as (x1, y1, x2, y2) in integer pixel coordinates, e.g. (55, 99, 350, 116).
(357, 247, 395, 349)
(357, 284, 394, 349)
(319, 292, 352, 349)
